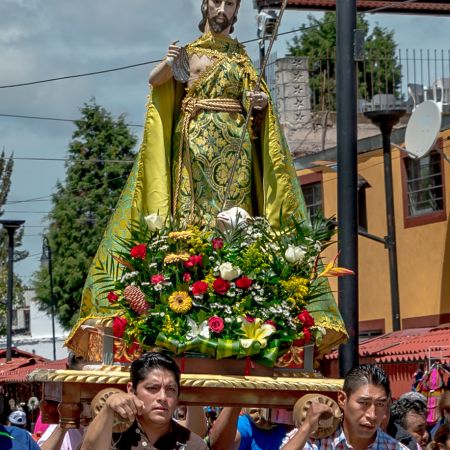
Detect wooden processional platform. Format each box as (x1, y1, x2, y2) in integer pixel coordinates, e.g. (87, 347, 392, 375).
(28, 366, 343, 429)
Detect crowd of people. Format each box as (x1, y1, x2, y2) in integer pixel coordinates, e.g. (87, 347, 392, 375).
(1, 352, 449, 450)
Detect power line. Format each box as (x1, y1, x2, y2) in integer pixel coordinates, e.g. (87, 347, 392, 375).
(0, 113, 144, 128)
(6, 172, 130, 205)
(0, 59, 161, 89)
(12, 156, 135, 164)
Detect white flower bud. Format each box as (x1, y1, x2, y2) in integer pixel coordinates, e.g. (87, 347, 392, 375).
(285, 245, 306, 264)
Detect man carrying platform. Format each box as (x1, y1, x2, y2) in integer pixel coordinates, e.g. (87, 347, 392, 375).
(280, 365, 406, 450)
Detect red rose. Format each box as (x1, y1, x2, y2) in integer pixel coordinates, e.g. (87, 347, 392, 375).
(130, 243, 147, 260)
(191, 281, 209, 296)
(183, 255, 203, 268)
(151, 274, 165, 285)
(236, 276, 253, 289)
(297, 309, 315, 328)
(183, 272, 191, 283)
(212, 238, 224, 250)
(303, 327, 312, 343)
(245, 315, 255, 323)
(212, 278, 230, 295)
(265, 319, 276, 329)
(292, 338, 305, 347)
(107, 291, 119, 303)
(208, 316, 224, 333)
(113, 316, 127, 338)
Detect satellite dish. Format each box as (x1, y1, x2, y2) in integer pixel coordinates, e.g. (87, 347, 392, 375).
(404, 100, 441, 159)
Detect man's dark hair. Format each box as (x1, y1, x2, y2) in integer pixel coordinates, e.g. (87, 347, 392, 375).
(390, 398, 427, 429)
(343, 364, 391, 398)
(199, 0, 241, 34)
(432, 424, 450, 448)
(130, 352, 181, 392)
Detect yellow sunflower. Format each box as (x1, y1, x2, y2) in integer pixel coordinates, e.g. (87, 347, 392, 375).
(168, 291, 192, 314)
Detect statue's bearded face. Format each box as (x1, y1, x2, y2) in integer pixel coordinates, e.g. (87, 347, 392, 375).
(206, 0, 238, 33)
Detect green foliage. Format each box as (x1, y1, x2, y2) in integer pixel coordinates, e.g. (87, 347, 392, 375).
(33, 100, 137, 329)
(0, 151, 27, 336)
(287, 12, 402, 110)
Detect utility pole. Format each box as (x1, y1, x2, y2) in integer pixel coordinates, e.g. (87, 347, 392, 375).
(0, 220, 25, 362)
(336, 0, 359, 376)
(41, 236, 57, 360)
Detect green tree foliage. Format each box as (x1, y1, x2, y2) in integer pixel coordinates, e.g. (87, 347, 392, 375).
(0, 151, 27, 336)
(33, 101, 137, 329)
(287, 12, 402, 111)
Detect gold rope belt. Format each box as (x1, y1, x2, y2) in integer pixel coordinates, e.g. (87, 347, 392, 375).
(173, 97, 244, 221)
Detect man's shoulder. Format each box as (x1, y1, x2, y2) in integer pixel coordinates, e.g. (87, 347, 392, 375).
(375, 429, 408, 449)
(171, 420, 208, 449)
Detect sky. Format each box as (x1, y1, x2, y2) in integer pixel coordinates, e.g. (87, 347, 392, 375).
(1, 0, 449, 286)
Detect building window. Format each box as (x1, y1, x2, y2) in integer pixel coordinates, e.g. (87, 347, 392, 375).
(401, 144, 446, 227)
(299, 172, 323, 219)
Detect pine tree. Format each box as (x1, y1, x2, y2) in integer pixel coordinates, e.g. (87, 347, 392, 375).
(0, 151, 27, 336)
(287, 12, 402, 111)
(33, 101, 137, 329)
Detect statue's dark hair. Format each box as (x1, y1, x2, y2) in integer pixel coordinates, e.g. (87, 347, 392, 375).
(199, 0, 241, 34)
(343, 364, 391, 398)
(130, 351, 180, 392)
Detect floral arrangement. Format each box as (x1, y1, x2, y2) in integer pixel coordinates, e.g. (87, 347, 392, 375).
(98, 211, 352, 367)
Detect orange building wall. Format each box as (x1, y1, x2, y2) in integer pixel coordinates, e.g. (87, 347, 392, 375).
(299, 128, 450, 332)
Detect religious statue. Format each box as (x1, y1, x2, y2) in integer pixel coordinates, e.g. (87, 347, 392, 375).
(66, 0, 347, 359)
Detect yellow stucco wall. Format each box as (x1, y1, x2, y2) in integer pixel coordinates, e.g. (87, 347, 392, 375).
(299, 128, 450, 332)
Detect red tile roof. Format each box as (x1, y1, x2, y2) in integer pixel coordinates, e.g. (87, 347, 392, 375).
(254, 1, 450, 15)
(325, 325, 450, 363)
(0, 359, 67, 383)
(0, 348, 67, 383)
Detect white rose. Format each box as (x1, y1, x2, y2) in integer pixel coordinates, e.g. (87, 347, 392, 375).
(285, 245, 306, 264)
(144, 213, 164, 231)
(219, 262, 241, 281)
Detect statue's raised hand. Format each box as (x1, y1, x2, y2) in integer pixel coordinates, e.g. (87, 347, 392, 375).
(166, 40, 181, 67)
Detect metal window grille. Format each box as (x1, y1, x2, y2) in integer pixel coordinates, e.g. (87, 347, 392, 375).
(302, 181, 323, 219)
(405, 151, 444, 217)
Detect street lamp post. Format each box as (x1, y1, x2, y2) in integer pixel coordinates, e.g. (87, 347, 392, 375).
(364, 108, 406, 332)
(0, 219, 25, 362)
(41, 236, 56, 360)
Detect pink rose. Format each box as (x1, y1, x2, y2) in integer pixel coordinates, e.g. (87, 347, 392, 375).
(151, 274, 165, 285)
(212, 278, 230, 295)
(183, 255, 203, 268)
(236, 276, 253, 289)
(130, 243, 147, 260)
(212, 238, 224, 250)
(208, 316, 224, 333)
(113, 317, 127, 338)
(191, 281, 209, 296)
(107, 291, 119, 303)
